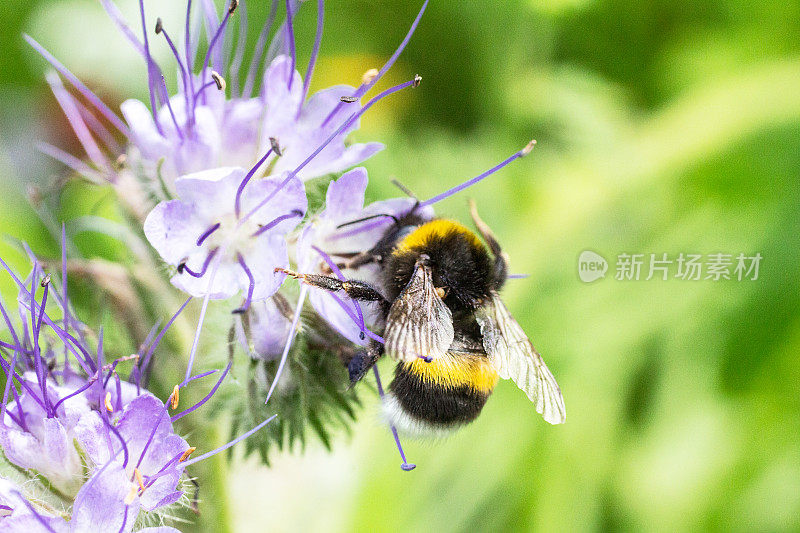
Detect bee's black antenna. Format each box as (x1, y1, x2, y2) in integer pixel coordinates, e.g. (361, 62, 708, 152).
(391, 179, 418, 200)
(336, 213, 399, 229)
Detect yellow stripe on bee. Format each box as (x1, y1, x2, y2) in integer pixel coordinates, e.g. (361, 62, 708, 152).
(406, 355, 499, 393)
(395, 220, 483, 253)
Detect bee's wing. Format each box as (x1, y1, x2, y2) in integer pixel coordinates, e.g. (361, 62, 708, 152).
(384, 262, 454, 362)
(476, 292, 566, 424)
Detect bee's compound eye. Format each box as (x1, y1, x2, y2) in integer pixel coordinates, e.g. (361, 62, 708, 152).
(435, 286, 448, 299)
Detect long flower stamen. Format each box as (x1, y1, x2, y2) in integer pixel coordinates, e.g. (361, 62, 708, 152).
(200, 0, 239, 106)
(372, 366, 415, 471)
(0, 347, 20, 421)
(264, 285, 307, 404)
(178, 247, 219, 278)
(232, 253, 255, 314)
(325, 291, 385, 344)
(312, 245, 367, 339)
(136, 297, 192, 390)
(138, 0, 164, 135)
(158, 75, 185, 140)
(183, 244, 226, 383)
(180, 414, 277, 467)
(192, 73, 226, 108)
(298, 0, 325, 116)
(185, 0, 196, 128)
(243, 0, 278, 97)
(322, 0, 428, 128)
(251, 209, 304, 237)
(196, 223, 221, 246)
(241, 75, 422, 226)
(23, 35, 128, 135)
(171, 360, 232, 421)
(46, 73, 109, 172)
(155, 19, 191, 114)
(419, 140, 536, 207)
(31, 271, 53, 417)
(234, 146, 275, 218)
(37, 143, 105, 184)
(72, 97, 122, 154)
(284, 0, 297, 90)
(229, 0, 248, 96)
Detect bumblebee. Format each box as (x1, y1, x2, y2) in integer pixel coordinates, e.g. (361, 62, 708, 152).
(279, 201, 565, 435)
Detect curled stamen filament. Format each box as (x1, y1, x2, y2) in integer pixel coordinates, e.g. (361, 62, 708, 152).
(196, 223, 221, 246)
(251, 209, 304, 237)
(178, 247, 220, 278)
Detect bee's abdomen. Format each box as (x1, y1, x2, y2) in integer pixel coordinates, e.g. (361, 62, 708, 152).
(385, 355, 497, 435)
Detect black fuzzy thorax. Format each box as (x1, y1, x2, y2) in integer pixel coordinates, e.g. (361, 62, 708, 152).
(380, 221, 495, 313)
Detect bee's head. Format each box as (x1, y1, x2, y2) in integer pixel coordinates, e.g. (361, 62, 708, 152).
(385, 219, 496, 311)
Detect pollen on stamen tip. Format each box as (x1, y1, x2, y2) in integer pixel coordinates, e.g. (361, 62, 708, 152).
(40, 273, 51, 287)
(114, 153, 128, 170)
(179, 447, 197, 462)
(228, 0, 239, 14)
(269, 136, 282, 156)
(170, 384, 180, 409)
(211, 71, 226, 91)
(412, 74, 422, 87)
(104, 391, 114, 412)
(362, 68, 379, 85)
(155, 17, 163, 35)
(134, 468, 146, 492)
(124, 484, 138, 505)
(340, 96, 358, 103)
(521, 139, 537, 156)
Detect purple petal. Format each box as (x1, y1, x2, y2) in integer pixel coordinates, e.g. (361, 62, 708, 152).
(73, 410, 111, 465)
(71, 463, 138, 533)
(170, 258, 240, 299)
(262, 55, 303, 123)
(240, 172, 307, 229)
(250, 298, 293, 359)
(120, 99, 170, 161)
(143, 200, 206, 266)
(247, 235, 290, 301)
(323, 167, 368, 222)
(308, 289, 378, 346)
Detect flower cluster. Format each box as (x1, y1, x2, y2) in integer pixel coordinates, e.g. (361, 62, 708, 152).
(26, 0, 536, 477)
(0, 244, 273, 531)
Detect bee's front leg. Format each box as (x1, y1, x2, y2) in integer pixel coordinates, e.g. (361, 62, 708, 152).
(276, 268, 388, 303)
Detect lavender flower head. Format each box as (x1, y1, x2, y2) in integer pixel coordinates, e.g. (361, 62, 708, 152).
(28, 0, 432, 310)
(0, 248, 273, 531)
(30, 0, 383, 194)
(23, 0, 542, 475)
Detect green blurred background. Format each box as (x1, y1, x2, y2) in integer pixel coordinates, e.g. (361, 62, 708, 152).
(1, 0, 800, 531)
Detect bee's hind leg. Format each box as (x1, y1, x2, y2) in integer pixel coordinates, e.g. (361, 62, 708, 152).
(469, 199, 510, 287)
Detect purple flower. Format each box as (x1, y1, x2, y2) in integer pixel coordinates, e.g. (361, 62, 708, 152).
(295, 167, 433, 344)
(0, 252, 275, 531)
(122, 54, 383, 189)
(144, 167, 306, 303)
(0, 374, 89, 495)
(28, 0, 389, 196)
(255, 56, 383, 181)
